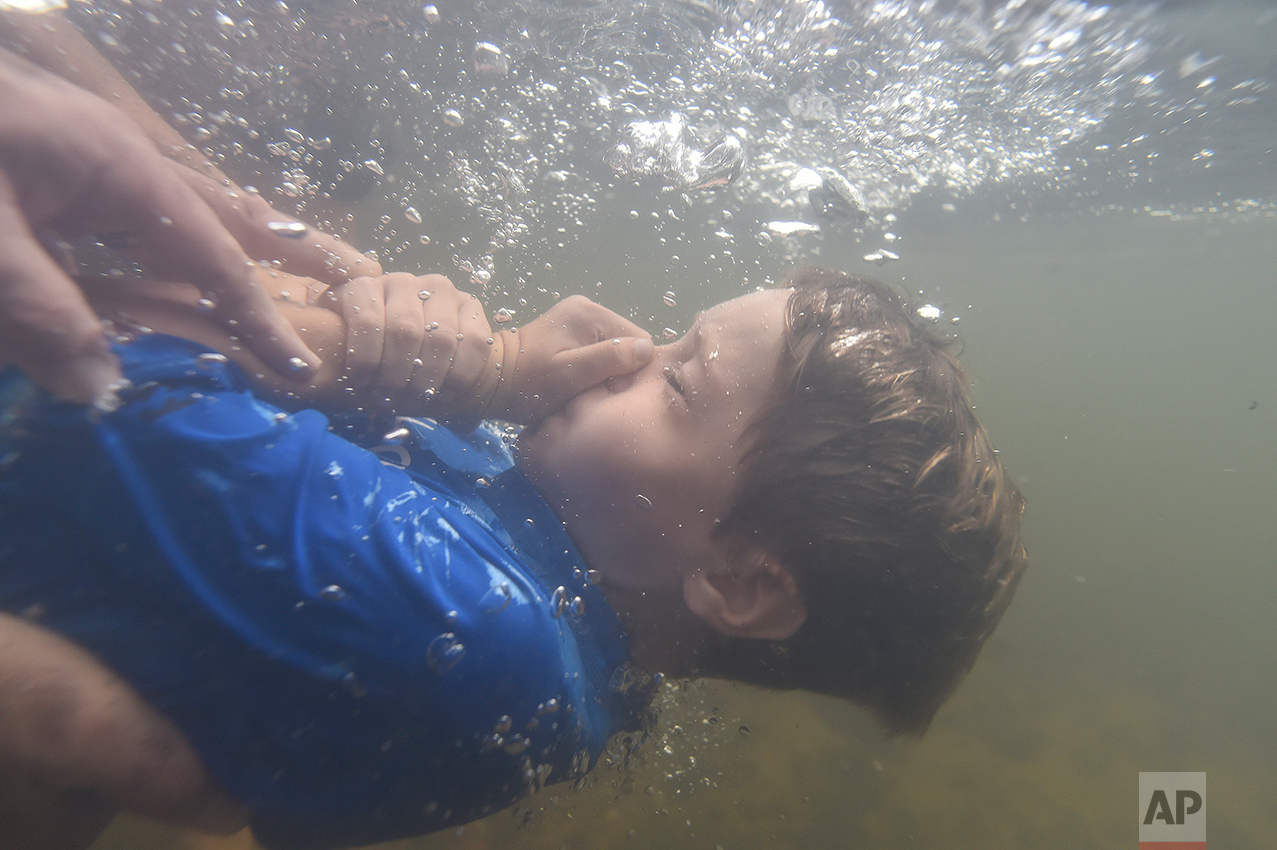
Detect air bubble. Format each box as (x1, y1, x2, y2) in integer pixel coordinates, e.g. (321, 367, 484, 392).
(405, 207, 423, 224)
(633, 494, 653, 510)
(418, 289, 431, 301)
(342, 671, 366, 698)
(766, 220, 821, 236)
(426, 632, 466, 674)
(551, 586, 569, 619)
(662, 291, 677, 307)
(319, 584, 347, 600)
(480, 579, 510, 612)
(363, 159, 385, 176)
(473, 42, 510, 78)
(494, 308, 514, 324)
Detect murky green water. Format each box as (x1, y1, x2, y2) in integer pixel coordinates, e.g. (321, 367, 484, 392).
(10, 0, 1270, 847)
(90, 207, 1277, 850)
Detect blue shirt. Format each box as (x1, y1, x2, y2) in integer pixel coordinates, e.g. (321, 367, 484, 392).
(0, 334, 647, 850)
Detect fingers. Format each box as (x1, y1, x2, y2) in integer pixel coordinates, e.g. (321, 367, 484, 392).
(335, 276, 388, 391)
(0, 613, 250, 835)
(370, 274, 429, 402)
(335, 273, 493, 413)
(448, 291, 495, 400)
(172, 165, 382, 285)
(93, 142, 321, 381)
(0, 191, 122, 407)
(403, 278, 490, 409)
(555, 335, 655, 396)
(551, 294, 650, 341)
(492, 295, 655, 424)
(0, 61, 318, 393)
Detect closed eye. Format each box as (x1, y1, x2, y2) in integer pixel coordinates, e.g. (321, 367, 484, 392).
(663, 366, 686, 396)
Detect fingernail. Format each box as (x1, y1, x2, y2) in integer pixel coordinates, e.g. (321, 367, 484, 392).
(57, 353, 123, 408)
(265, 220, 309, 238)
(92, 378, 132, 414)
(633, 337, 654, 361)
(285, 350, 322, 377)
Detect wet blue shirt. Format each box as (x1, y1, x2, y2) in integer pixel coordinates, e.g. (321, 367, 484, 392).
(0, 334, 646, 850)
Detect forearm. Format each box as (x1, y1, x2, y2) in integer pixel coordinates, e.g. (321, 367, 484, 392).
(1, 11, 211, 173)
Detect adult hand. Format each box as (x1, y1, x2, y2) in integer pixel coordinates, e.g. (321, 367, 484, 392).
(175, 165, 382, 288)
(496, 295, 654, 426)
(0, 49, 320, 408)
(0, 612, 248, 850)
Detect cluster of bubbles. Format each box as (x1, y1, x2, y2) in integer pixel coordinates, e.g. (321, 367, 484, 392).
(605, 112, 744, 191)
(61, 0, 1276, 301)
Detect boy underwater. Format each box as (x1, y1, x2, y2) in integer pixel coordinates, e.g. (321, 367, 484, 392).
(0, 263, 1026, 849)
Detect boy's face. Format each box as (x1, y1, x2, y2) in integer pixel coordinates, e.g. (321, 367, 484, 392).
(517, 288, 791, 593)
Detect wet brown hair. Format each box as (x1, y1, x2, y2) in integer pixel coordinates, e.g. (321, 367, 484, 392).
(707, 267, 1027, 736)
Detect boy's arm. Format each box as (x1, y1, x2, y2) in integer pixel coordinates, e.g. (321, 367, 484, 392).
(315, 272, 656, 426)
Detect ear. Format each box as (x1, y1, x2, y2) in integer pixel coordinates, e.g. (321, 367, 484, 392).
(682, 548, 807, 640)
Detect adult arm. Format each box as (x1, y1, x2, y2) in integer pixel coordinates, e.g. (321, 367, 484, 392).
(0, 46, 321, 407)
(0, 10, 381, 287)
(0, 612, 249, 850)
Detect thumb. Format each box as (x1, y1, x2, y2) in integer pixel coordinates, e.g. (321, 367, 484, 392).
(558, 335, 654, 394)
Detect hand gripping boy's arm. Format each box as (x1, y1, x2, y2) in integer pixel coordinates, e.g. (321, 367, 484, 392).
(85, 268, 653, 426)
(0, 11, 381, 289)
(0, 48, 323, 407)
